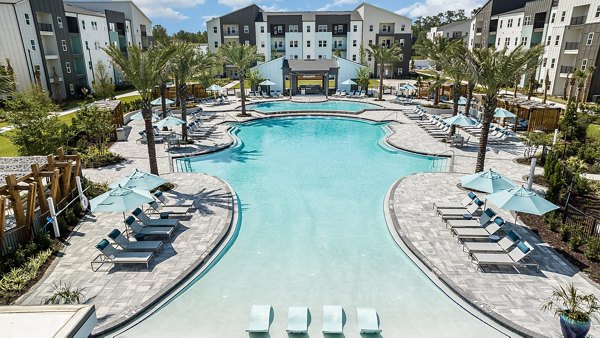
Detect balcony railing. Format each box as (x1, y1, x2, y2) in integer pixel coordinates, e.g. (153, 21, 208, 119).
(533, 21, 545, 29)
(223, 31, 238, 36)
(560, 65, 575, 73)
(476, 27, 482, 33)
(565, 42, 579, 50)
(570, 16, 586, 25)
(38, 23, 53, 32)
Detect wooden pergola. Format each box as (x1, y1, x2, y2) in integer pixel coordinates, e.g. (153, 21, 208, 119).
(93, 100, 124, 141)
(497, 96, 562, 132)
(0, 148, 80, 254)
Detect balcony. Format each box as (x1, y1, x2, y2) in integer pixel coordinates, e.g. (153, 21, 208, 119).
(272, 45, 285, 52)
(223, 31, 238, 37)
(564, 42, 579, 54)
(560, 65, 575, 76)
(570, 16, 586, 25)
(38, 23, 53, 35)
(475, 27, 482, 34)
(533, 21, 545, 30)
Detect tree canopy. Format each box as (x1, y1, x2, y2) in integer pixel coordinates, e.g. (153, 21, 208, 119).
(411, 10, 470, 45)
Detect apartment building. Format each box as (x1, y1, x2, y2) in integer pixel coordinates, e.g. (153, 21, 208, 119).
(0, 0, 151, 99)
(427, 20, 471, 44)
(207, 3, 412, 78)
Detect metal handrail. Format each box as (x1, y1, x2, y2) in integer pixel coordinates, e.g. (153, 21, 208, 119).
(429, 149, 455, 173)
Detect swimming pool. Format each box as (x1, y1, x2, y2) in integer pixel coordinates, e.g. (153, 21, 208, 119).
(246, 100, 381, 113)
(117, 117, 512, 337)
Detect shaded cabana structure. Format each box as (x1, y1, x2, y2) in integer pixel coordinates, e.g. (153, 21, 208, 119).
(496, 96, 562, 132)
(92, 100, 124, 140)
(153, 83, 208, 100)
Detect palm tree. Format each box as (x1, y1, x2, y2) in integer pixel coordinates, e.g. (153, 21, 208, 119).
(171, 42, 215, 140)
(368, 42, 401, 100)
(218, 43, 263, 116)
(104, 44, 175, 175)
(437, 40, 469, 135)
(246, 69, 264, 93)
(414, 35, 454, 105)
(581, 65, 597, 104)
(466, 46, 541, 172)
(0, 60, 15, 95)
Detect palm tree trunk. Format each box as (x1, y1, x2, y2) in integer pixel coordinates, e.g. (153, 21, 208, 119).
(142, 100, 159, 175)
(175, 78, 180, 108)
(180, 83, 188, 141)
(378, 64, 384, 100)
(568, 77, 576, 103)
(527, 75, 534, 100)
(475, 95, 496, 173)
(563, 75, 569, 100)
(582, 80, 590, 104)
(450, 81, 460, 136)
(464, 81, 474, 117)
(240, 75, 247, 116)
(513, 80, 518, 98)
(160, 82, 167, 118)
(543, 71, 549, 104)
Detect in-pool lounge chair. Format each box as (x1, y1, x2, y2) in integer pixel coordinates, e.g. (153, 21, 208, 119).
(446, 209, 497, 229)
(107, 229, 163, 252)
(471, 241, 537, 271)
(433, 192, 478, 210)
(148, 201, 190, 216)
(463, 230, 520, 254)
(154, 191, 194, 207)
(246, 305, 272, 333)
(451, 219, 503, 240)
(437, 199, 484, 220)
(91, 239, 154, 271)
(357, 308, 381, 334)
(132, 207, 179, 227)
(126, 216, 174, 240)
(322, 305, 343, 334)
(287, 306, 309, 333)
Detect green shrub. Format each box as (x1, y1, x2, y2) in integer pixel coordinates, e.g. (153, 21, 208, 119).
(560, 223, 573, 242)
(80, 147, 124, 168)
(545, 212, 563, 232)
(44, 281, 85, 305)
(568, 226, 586, 251)
(81, 176, 108, 199)
(0, 249, 53, 297)
(585, 237, 600, 261)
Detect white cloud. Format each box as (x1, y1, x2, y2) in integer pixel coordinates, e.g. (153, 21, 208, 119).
(317, 0, 358, 11)
(217, 0, 253, 9)
(396, 0, 484, 18)
(132, 0, 205, 20)
(142, 7, 189, 20)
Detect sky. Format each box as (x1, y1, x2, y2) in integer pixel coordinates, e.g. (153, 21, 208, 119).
(132, 0, 485, 34)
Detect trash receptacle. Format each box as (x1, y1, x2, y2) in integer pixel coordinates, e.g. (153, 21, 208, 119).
(116, 127, 126, 141)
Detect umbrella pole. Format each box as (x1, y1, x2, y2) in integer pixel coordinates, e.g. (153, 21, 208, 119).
(123, 212, 129, 237)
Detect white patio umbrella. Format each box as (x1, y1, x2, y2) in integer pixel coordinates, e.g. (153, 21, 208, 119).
(486, 186, 559, 223)
(130, 111, 159, 121)
(154, 116, 186, 129)
(340, 79, 356, 85)
(443, 114, 477, 127)
(260, 80, 276, 95)
(90, 185, 155, 234)
(494, 108, 516, 118)
(150, 97, 174, 106)
(460, 169, 516, 194)
(110, 169, 168, 191)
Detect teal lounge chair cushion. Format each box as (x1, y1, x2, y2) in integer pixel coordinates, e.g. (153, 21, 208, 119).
(125, 215, 135, 225)
(494, 217, 505, 226)
(96, 239, 109, 250)
(506, 230, 520, 242)
(108, 229, 121, 240)
(132, 208, 142, 216)
(467, 192, 476, 199)
(517, 242, 530, 254)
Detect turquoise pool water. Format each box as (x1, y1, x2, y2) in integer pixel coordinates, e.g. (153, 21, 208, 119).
(246, 100, 381, 113)
(119, 117, 510, 337)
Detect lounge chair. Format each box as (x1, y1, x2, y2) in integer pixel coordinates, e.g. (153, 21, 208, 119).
(148, 201, 189, 215)
(433, 192, 478, 210)
(463, 230, 520, 254)
(126, 216, 174, 239)
(287, 306, 308, 333)
(445, 209, 498, 228)
(322, 305, 343, 334)
(91, 239, 154, 271)
(436, 199, 484, 220)
(357, 308, 381, 334)
(107, 229, 163, 252)
(138, 131, 164, 144)
(154, 191, 194, 207)
(132, 207, 179, 227)
(246, 305, 272, 333)
(471, 241, 537, 271)
(451, 220, 503, 240)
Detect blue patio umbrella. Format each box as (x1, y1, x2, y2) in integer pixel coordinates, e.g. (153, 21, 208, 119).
(110, 169, 168, 191)
(90, 185, 155, 235)
(404, 83, 417, 90)
(154, 116, 186, 129)
(460, 169, 516, 193)
(151, 97, 175, 106)
(486, 186, 559, 218)
(207, 84, 222, 92)
(457, 96, 468, 105)
(130, 111, 159, 121)
(494, 108, 516, 118)
(443, 114, 477, 126)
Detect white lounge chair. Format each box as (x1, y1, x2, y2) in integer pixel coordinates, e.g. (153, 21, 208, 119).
(463, 230, 520, 254)
(322, 305, 343, 334)
(451, 221, 502, 240)
(287, 306, 308, 333)
(437, 199, 484, 220)
(357, 308, 381, 334)
(91, 239, 154, 271)
(471, 241, 537, 271)
(107, 229, 163, 252)
(125, 216, 174, 239)
(154, 191, 194, 207)
(445, 209, 498, 229)
(132, 207, 179, 227)
(148, 201, 190, 216)
(433, 192, 478, 210)
(246, 305, 272, 333)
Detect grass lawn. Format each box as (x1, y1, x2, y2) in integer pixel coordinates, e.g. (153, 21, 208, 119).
(118, 95, 142, 104)
(0, 131, 19, 157)
(588, 124, 600, 141)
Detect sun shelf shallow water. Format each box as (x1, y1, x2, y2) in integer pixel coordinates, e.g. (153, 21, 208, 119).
(116, 117, 511, 337)
(245, 100, 381, 113)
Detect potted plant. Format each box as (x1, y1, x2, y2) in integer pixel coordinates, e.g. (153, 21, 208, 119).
(541, 283, 600, 338)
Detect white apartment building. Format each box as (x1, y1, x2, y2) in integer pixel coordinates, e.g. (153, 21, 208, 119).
(207, 3, 412, 79)
(427, 19, 471, 44)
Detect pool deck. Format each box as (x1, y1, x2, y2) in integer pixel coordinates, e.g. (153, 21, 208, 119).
(19, 95, 600, 336)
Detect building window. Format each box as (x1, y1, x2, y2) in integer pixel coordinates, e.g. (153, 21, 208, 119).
(260, 26, 264, 33)
(61, 40, 67, 51)
(521, 36, 528, 46)
(368, 39, 372, 45)
(504, 37, 510, 46)
(245, 41, 250, 46)
(353, 24, 357, 32)
(306, 25, 311, 32)
(294, 55, 298, 59)
(69, 84, 74, 94)
(352, 40, 357, 47)
(499, 20, 503, 28)
(307, 40, 311, 47)
(399, 39, 404, 47)
(497, 38, 500, 46)
(213, 26, 217, 33)
(550, 58, 555, 68)
(517, 18, 521, 26)
(524, 16, 531, 25)
(546, 35, 551, 46)
(244, 25, 249, 33)
(587, 32, 594, 45)
(368, 55, 372, 61)
(307, 55, 311, 59)
(352, 54, 356, 61)
(214, 41, 218, 48)
(484, 21, 487, 29)
(261, 41, 265, 48)
(289, 40, 298, 47)
(24, 13, 30, 25)
(401, 24, 405, 31)
(57, 17, 62, 28)
(399, 54, 403, 61)
(289, 25, 298, 32)
(318, 25, 327, 32)
(596, 6, 600, 17)
(507, 19, 513, 28)
(582, 59, 588, 70)
(95, 41, 99, 50)
(551, 13, 556, 23)
(81, 20, 85, 30)
(542, 57, 547, 67)
(515, 37, 518, 45)
(369, 25, 373, 32)
(318, 55, 323, 59)
(85, 41, 89, 49)
(65, 62, 71, 73)
(560, 11, 565, 22)
(30, 40, 35, 50)
(554, 35, 560, 46)
(318, 40, 323, 47)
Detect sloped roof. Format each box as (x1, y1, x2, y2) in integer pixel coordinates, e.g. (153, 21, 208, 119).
(286, 58, 339, 72)
(64, 4, 105, 17)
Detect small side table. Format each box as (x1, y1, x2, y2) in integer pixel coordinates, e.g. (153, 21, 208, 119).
(489, 234, 500, 242)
